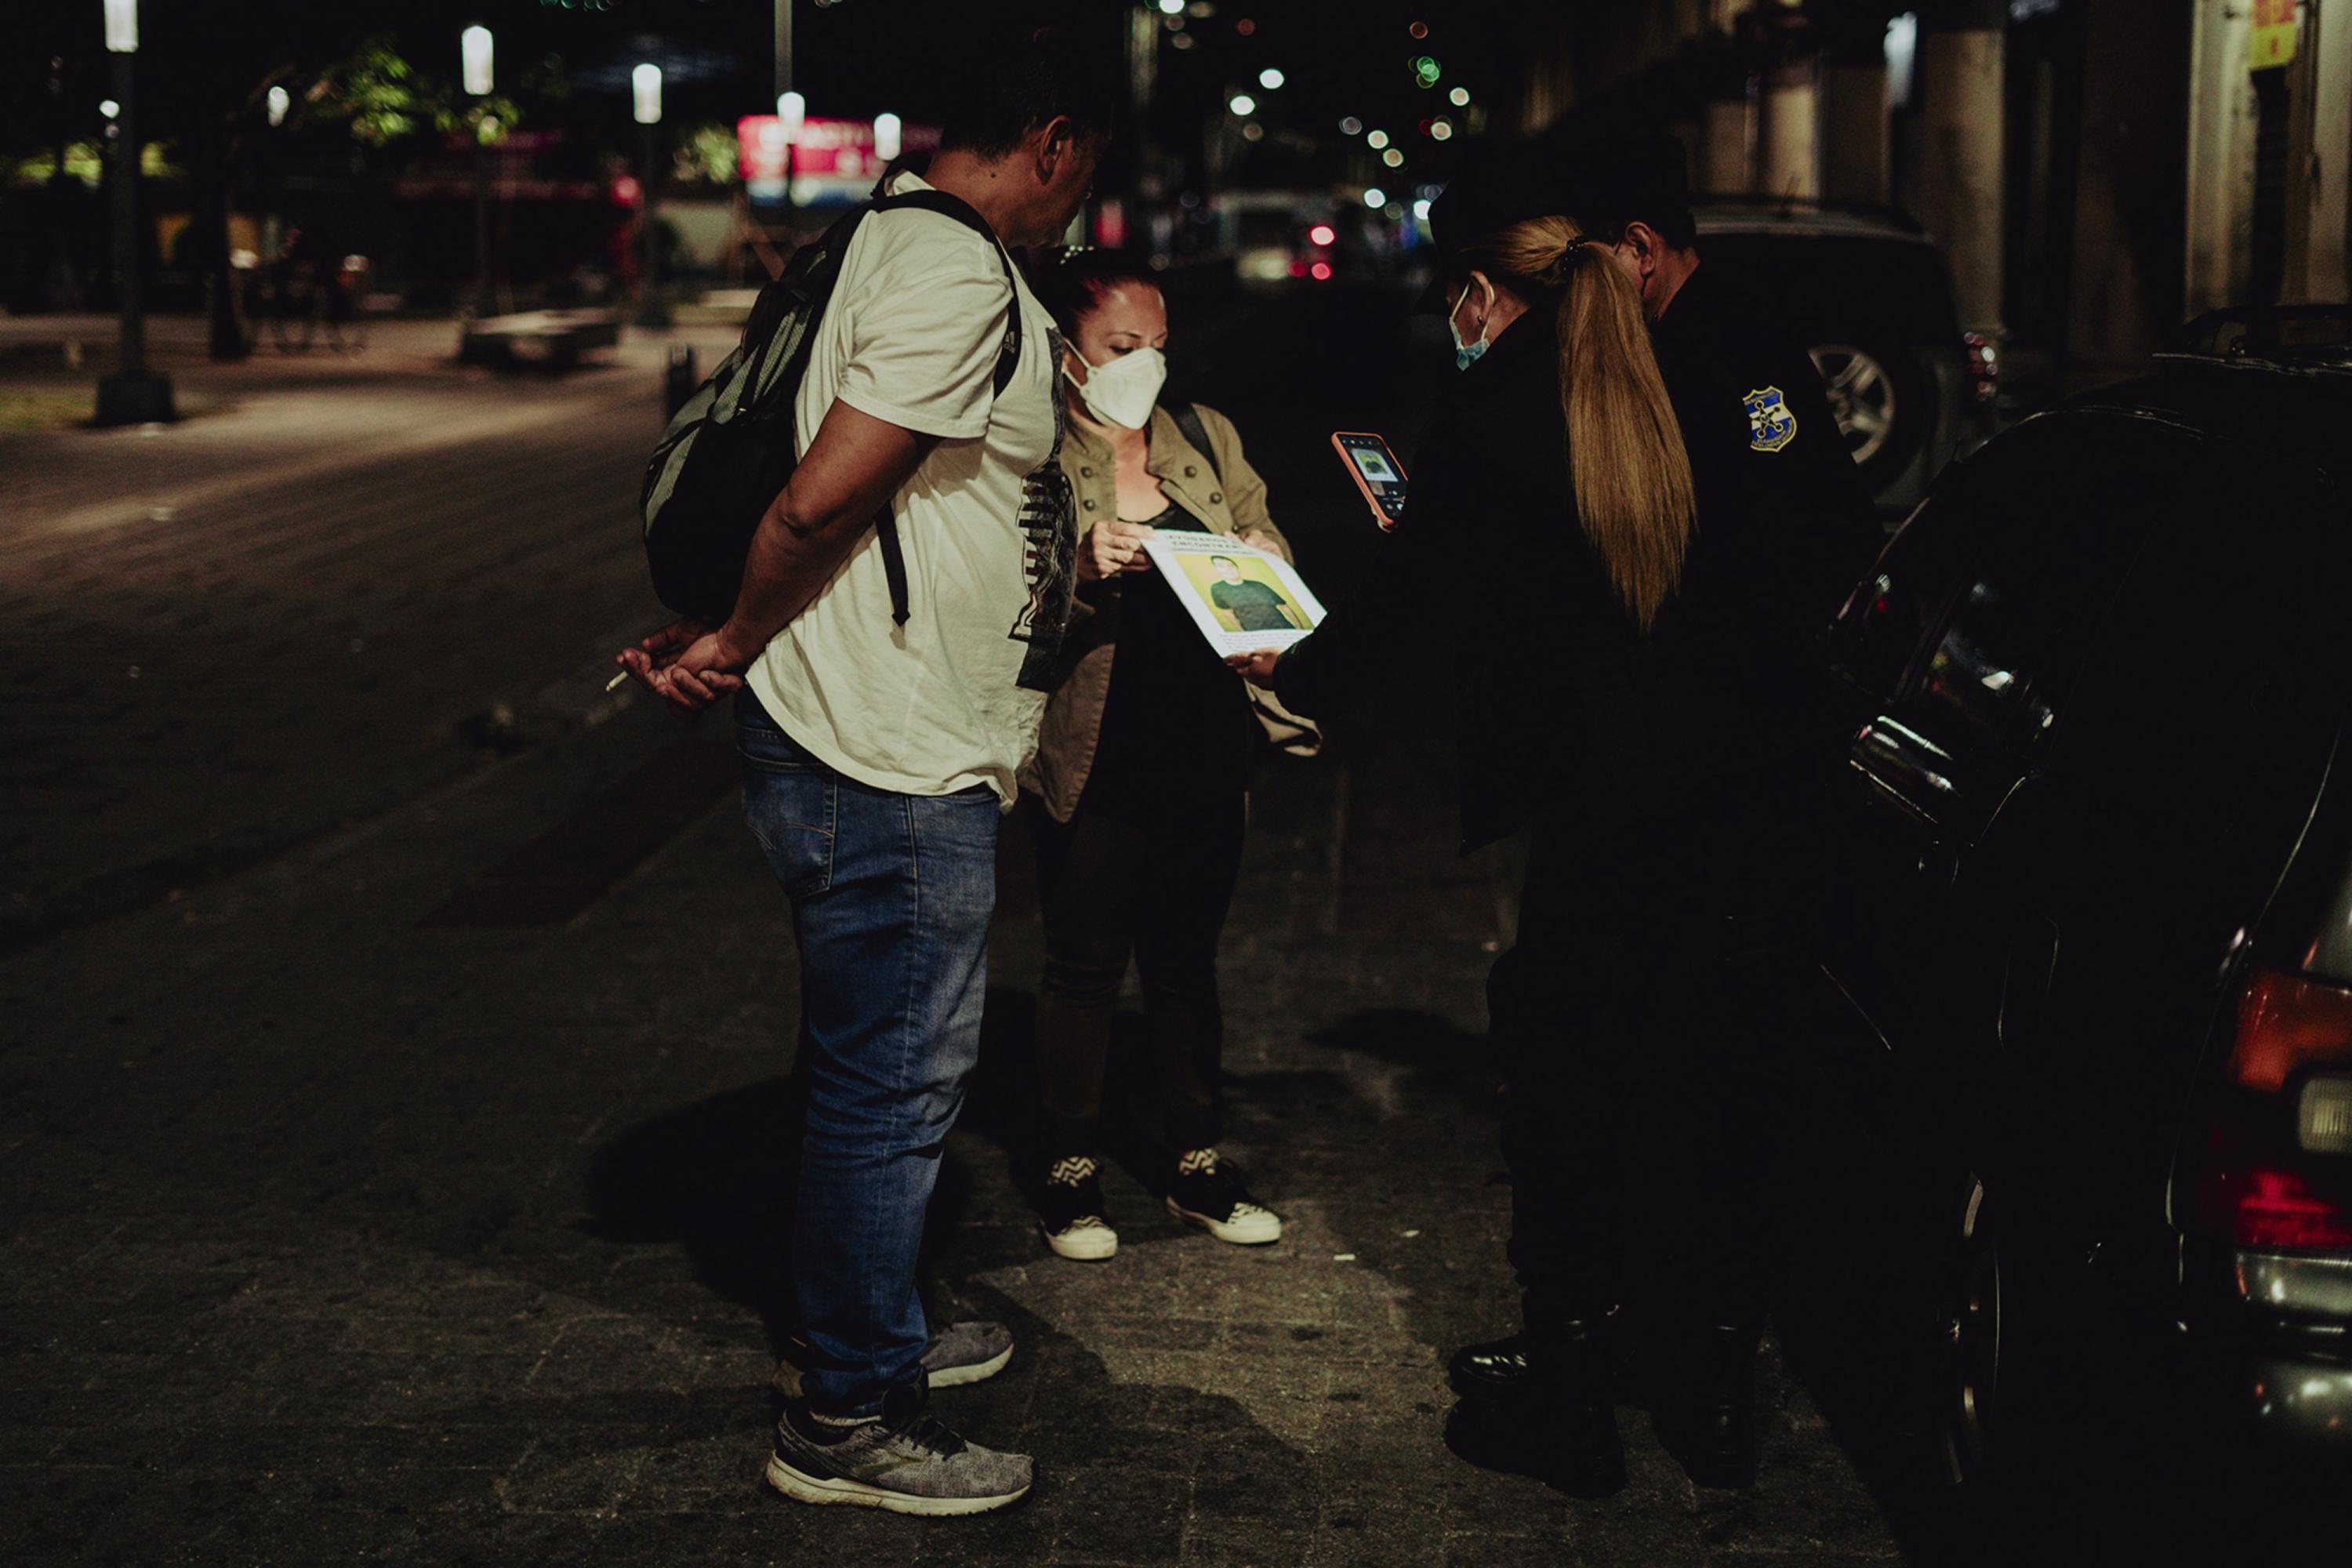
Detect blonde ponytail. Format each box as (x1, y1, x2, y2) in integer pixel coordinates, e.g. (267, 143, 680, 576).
(1457, 216, 1695, 629)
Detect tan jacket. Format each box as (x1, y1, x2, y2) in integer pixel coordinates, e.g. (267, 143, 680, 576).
(1019, 403, 1297, 822)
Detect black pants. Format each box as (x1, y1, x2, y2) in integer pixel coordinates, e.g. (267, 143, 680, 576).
(1489, 822, 1789, 1336)
(1028, 793, 1248, 1160)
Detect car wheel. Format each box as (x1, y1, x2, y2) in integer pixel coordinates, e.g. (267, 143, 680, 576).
(1941, 1169, 2002, 1486)
(1810, 340, 1936, 500)
(1810, 343, 1900, 465)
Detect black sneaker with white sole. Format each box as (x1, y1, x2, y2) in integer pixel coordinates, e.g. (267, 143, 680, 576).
(1037, 1155, 1118, 1261)
(1164, 1151, 1282, 1245)
(767, 1379, 1033, 1517)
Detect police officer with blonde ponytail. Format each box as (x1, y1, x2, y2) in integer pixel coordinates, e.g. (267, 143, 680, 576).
(1236, 140, 1864, 1497)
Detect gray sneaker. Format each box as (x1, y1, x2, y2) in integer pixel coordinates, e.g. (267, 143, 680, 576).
(771, 1321, 1014, 1399)
(920, 1319, 1014, 1388)
(766, 1381, 1033, 1517)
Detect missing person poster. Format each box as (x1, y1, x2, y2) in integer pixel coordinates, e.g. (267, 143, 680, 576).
(1139, 532, 1328, 656)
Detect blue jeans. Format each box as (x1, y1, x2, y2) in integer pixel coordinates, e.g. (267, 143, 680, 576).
(735, 691, 1000, 1416)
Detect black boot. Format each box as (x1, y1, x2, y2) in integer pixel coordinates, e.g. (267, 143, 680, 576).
(1446, 1307, 1621, 1400)
(1442, 1318, 1627, 1498)
(1661, 1323, 1760, 1490)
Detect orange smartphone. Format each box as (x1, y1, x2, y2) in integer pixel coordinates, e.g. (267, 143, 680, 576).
(1331, 432, 1408, 530)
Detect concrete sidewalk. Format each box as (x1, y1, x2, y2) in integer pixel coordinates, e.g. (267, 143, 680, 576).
(2, 287, 1920, 1566)
(0, 673, 1907, 1566)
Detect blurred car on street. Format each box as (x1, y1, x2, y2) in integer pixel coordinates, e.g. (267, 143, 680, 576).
(1694, 200, 1998, 519)
(1803, 307, 2352, 1512)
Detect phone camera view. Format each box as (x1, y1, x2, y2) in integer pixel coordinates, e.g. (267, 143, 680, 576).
(1352, 447, 1399, 486)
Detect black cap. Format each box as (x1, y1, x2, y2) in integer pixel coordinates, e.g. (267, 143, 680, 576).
(1552, 129, 1692, 241)
(1413, 131, 1691, 312)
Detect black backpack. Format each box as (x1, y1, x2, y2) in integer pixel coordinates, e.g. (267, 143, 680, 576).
(638, 184, 1020, 627)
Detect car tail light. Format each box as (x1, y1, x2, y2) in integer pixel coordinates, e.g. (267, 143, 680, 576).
(2225, 968, 2352, 1091)
(2301, 1076, 2352, 1154)
(2189, 967, 2352, 1265)
(1962, 331, 2000, 405)
(2202, 1167, 2352, 1250)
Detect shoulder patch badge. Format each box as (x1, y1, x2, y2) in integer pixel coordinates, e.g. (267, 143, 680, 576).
(1743, 386, 1798, 453)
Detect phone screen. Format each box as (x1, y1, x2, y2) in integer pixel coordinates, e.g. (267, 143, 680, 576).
(1334, 434, 1408, 527)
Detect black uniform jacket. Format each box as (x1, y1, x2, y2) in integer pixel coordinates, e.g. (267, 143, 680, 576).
(1277, 275, 1877, 875)
(1647, 262, 1881, 616)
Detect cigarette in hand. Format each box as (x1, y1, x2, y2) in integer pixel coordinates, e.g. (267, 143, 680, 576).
(604, 670, 630, 693)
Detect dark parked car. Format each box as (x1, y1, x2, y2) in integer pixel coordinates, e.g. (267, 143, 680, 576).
(1694, 201, 1998, 519)
(1806, 310, 2352, 1510)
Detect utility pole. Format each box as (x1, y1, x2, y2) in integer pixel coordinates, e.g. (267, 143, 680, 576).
(633, 64, 672, 328)
(775, 0, 793, 107)
(775, 1, 798, 227)
(94, 0, 174, 426)
(463, 26, 495, 318)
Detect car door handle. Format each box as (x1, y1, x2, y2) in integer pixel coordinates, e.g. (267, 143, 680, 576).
(1849, 717, 1959, 825)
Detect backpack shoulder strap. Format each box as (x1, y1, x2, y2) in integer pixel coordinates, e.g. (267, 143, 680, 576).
(870, 187, 1023, 394)
(860, 183, 1028, 626)
(1170, 403, 1221, 484)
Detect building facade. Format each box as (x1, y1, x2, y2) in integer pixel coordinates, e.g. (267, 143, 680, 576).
(1506, 0, 2351, 388)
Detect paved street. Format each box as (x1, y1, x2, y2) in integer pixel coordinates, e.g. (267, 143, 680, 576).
(0, 318, 737, 953)
(2, 303, 1929, 1566)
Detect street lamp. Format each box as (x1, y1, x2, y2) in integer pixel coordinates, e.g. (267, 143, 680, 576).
(632, 65, 670, 327)
(266, 85, 289, 128)
(873, 111, 902, 163)
(94, 0, 174, 425)
(461, 26, 493, 97)
(463, 25, 495, 319)
(774, 89, 805, 218)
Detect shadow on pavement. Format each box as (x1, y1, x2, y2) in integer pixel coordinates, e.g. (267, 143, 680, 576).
(577, 1062, 1316, 1565)
(584, 1078, 801, 1351)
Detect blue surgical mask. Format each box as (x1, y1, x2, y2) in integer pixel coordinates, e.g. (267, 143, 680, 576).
(1447, 276, 1495, 372)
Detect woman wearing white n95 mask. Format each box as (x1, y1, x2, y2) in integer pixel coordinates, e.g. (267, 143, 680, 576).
(1014, 249, 1301, 1263)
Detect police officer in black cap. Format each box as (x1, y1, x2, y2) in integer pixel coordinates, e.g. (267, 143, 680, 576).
(1574, 129, 1880, 611)
(1246, 136, 1876, 1497)
(1434, 132, 1879, 1492)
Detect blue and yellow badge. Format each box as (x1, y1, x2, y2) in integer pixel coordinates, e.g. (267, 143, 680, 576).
(1743, 386, 1798, 453)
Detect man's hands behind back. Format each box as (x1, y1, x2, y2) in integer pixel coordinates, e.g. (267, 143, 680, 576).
(616, 619, 754, 718)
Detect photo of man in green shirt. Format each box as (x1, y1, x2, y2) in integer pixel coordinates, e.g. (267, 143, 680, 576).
(1205, 555, 1305, 633)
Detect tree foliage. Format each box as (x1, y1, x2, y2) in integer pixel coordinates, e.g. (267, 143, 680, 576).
(279, 36, 539, 150)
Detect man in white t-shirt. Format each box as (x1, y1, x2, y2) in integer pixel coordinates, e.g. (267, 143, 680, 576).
(617, 30, 1106, 1519)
